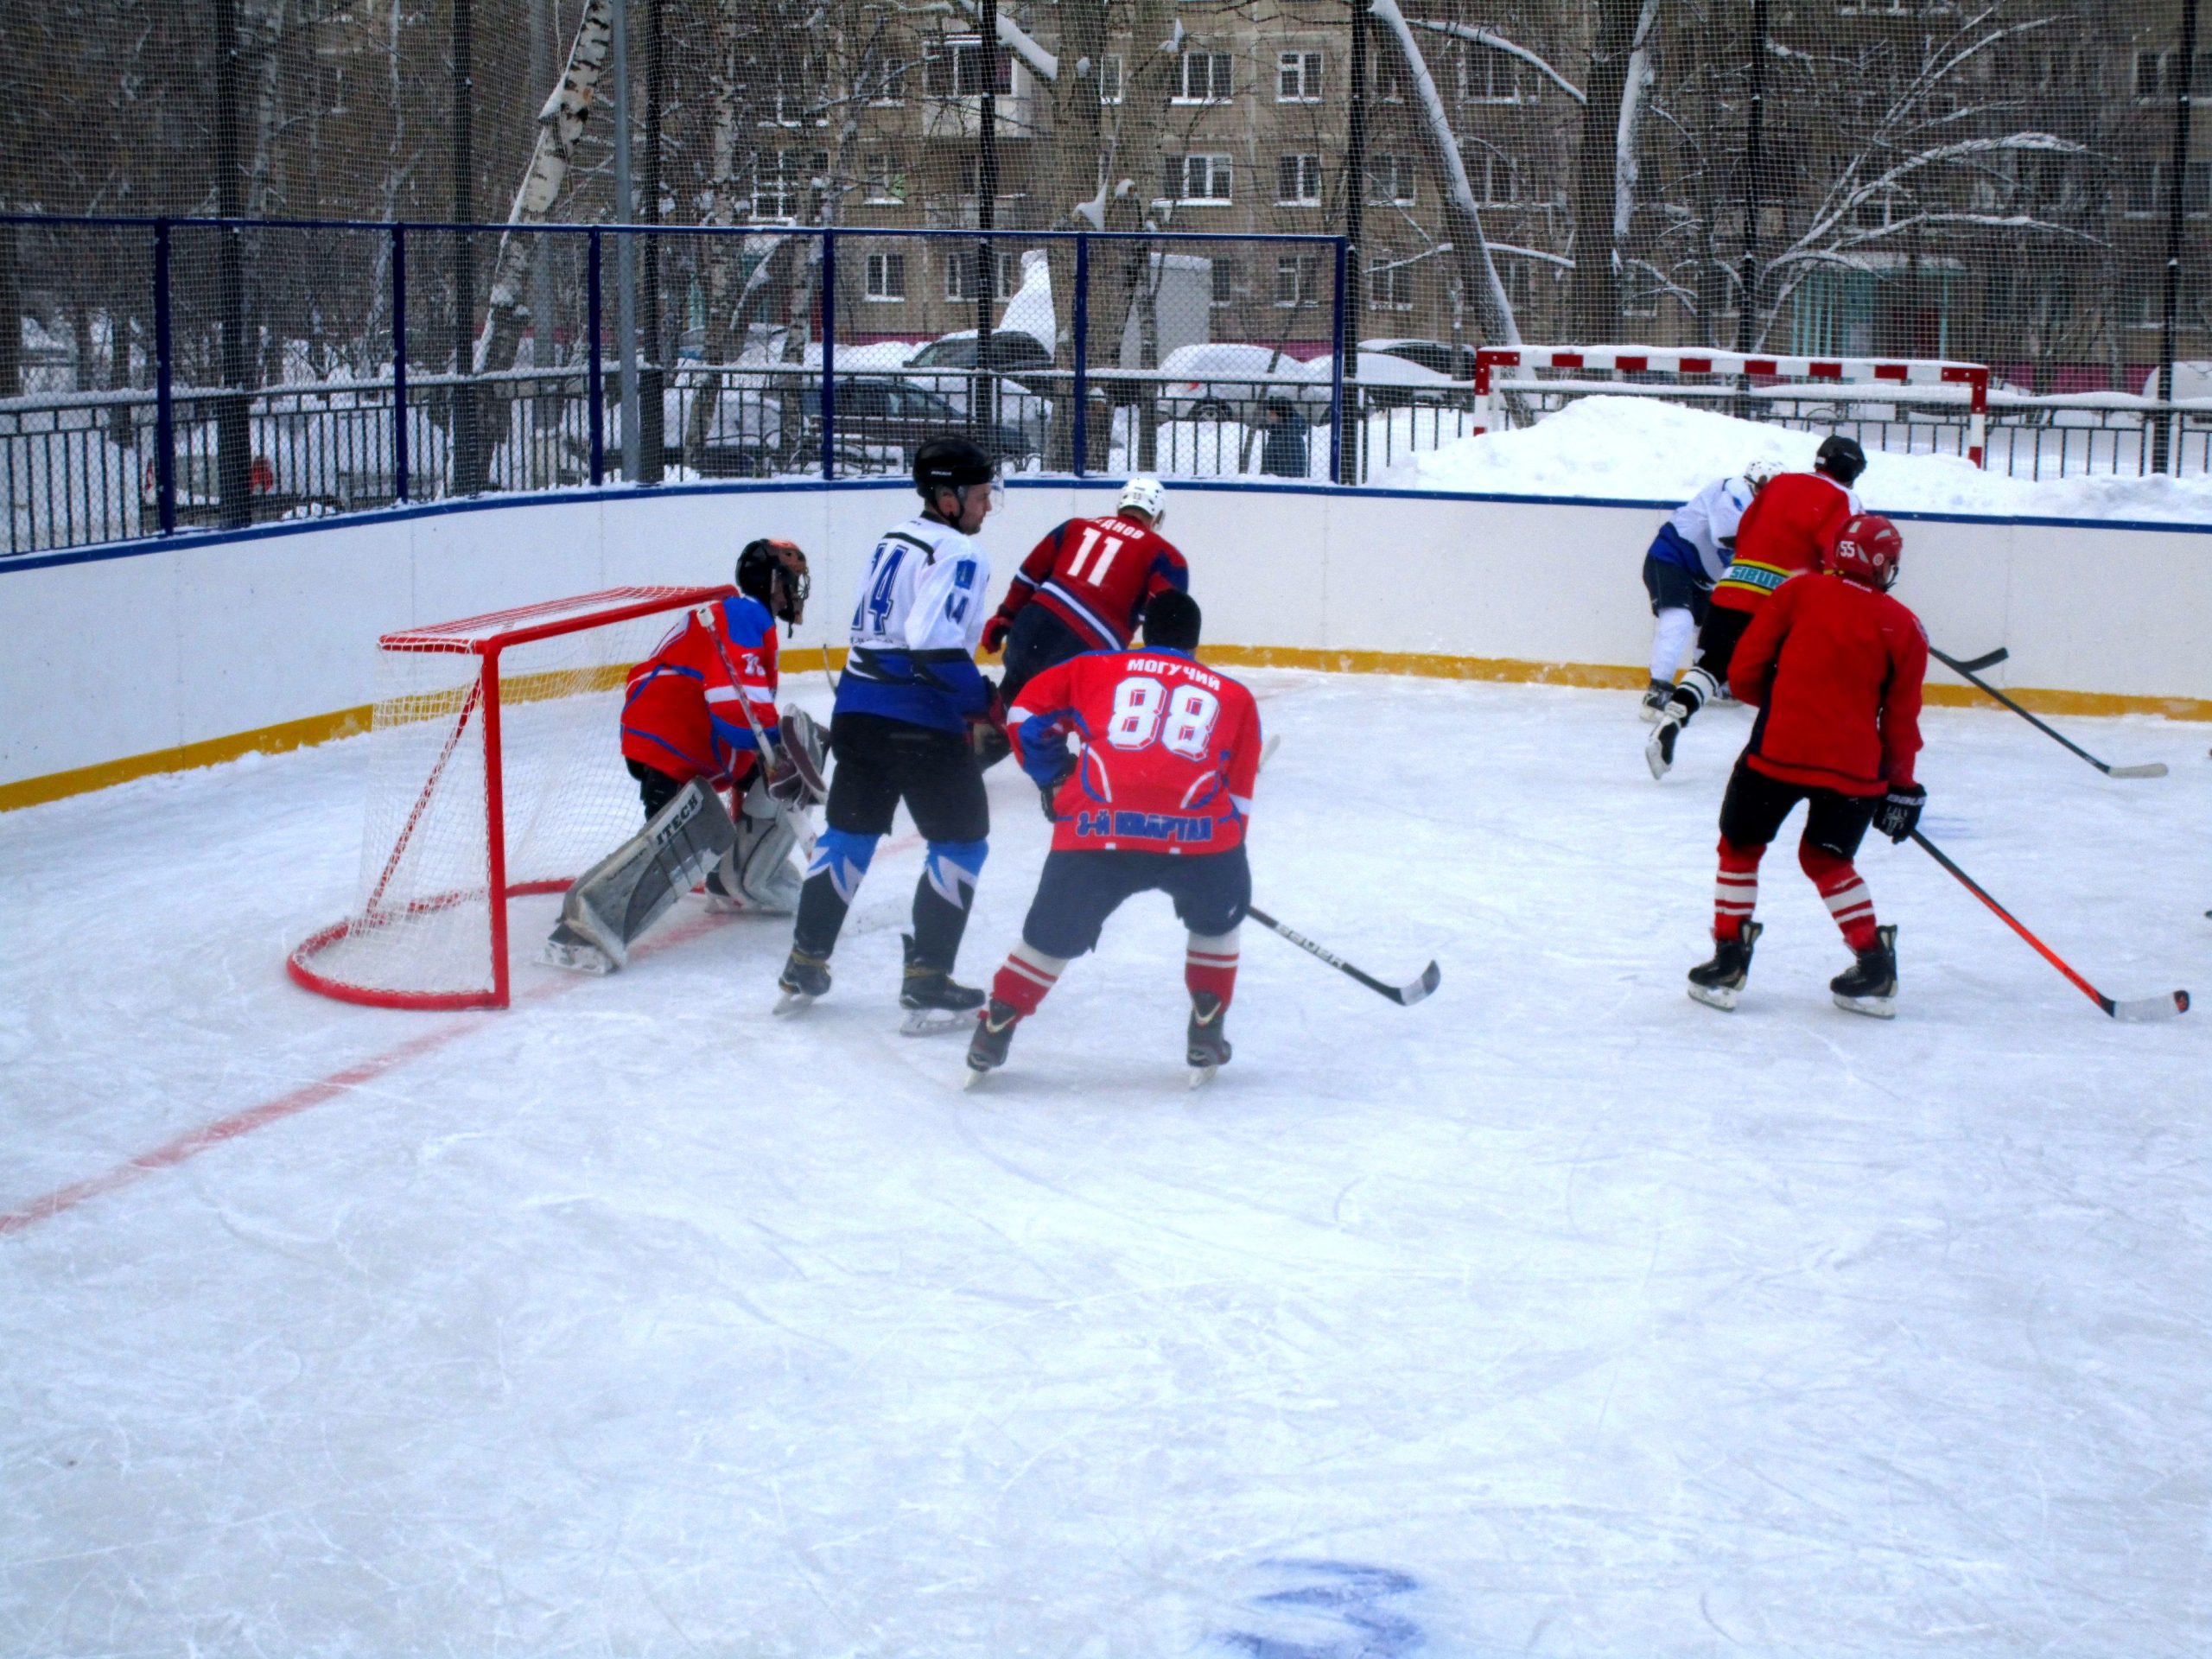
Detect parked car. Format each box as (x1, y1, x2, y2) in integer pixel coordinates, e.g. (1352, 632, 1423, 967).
(1156, 342, 1331, 422)
(806, 377, 1036, 469)
(1364, 338, 1478, 381)
(1304, 350, 1466, 410)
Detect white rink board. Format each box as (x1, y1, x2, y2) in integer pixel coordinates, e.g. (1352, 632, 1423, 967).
(3, 480, 2210, 792)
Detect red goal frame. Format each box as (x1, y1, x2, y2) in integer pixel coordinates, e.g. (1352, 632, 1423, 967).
(287, 584, 734, 1011)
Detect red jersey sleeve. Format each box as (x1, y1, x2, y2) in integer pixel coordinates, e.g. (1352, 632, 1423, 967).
(1726, 575, 1799, 707)
(995, 522, 1069, 624)
(1878, 603, 1928, 788)
(1222, 683, 1262, 817)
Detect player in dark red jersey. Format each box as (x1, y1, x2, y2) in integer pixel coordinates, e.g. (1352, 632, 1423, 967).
(981, 475, 1192, 705)
(965, 589, 1263, 1084)
(1687, 513, 1929, 1018)
(1649, 434, 1866, 778)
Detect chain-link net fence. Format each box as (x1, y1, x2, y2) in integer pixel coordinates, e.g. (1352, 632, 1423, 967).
(3, 0, 2206, 554)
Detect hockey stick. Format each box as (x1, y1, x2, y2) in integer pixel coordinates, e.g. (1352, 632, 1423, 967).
(821, 642, 840, 695)
(1944, 645, 2011, 676)
(1246, 906, 1440, 1007)
(1910, 830, 2189, 1021)
(705, 632, 819, 856)
(1931, 646, 2167, 779)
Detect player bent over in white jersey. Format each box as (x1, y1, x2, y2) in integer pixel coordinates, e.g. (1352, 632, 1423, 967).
(777, 437, 1001, 1031)
(1639, 462, 1779, 720)
(965, 590, 1266, 1087)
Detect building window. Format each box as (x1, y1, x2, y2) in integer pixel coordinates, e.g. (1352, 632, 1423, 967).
(1275, 252, 1320, 308)
(1175, 50, 1234, 104)
(1461, 44, 1541, 104)
(1372, 55, 1404, 103)
(1622, 263, 1662, 318)
(1367, 248, 1414, 310)
(1166, 154, 1234, 204)
(858, 53, 905, 105)
(1469, 150, 1520, 205)
(1367, 154, 1415, 206)
(862, 155, 906, 204)
(866, 251, 906, 301)
(2141, 49, 2212, 99)
(1278, 50, 1322, 102)
(945, 249, 1018, 301)
(2125, 161, 2209, 217)
(750, 151, 817, 223)
(1211, 257, 1240, 308)
(1099, 54, 1123, 105)
(1276, 153, 1322, 206)
(925, 35, 1014, 98)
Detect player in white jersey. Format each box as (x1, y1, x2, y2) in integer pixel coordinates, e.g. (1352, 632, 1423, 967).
(1639, 461, 1781, 719)
(778, 436, 1001, 1030)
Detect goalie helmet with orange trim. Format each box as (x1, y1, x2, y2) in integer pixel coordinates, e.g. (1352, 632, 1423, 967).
(736, 537, 810, 631)
(1827, 513, 1903, 591)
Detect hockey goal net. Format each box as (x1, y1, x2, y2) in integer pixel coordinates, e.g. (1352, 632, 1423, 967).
(1474, 346, 1991, 467)
(289, 584, 734, 1010)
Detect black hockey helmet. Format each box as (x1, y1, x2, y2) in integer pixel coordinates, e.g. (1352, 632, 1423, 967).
(1142, 589, 1202, 652)
(1815, 434, 1868, 486)
(913, 435, 996, 504)
(736, 537, 810, 629)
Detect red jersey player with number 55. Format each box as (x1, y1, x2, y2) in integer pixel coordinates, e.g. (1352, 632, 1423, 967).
(967, 590, 1263, 1086)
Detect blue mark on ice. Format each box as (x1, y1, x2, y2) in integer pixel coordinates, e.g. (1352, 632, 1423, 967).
(1216, 1558, 1424, 1659)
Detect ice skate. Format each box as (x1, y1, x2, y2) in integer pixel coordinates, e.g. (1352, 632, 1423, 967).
(963, 999, 1022, 1086)
(1645, 710, 1683, 779)
(702, 864, 747, 913)
(900, 934, 986, 1036)
(539, 920, 616, 976)
(1186, 992, 1232, 1085)
(1638, 677, 1674, 722)
(773, 945, 832, 1014)
(1830, 925, 1898, 1019)
(1687, 920, 1762, 1011)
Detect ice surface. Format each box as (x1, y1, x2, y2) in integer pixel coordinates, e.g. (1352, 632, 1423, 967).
(1382, 395, 2212, 523)
(3, 671, 2209, 1656)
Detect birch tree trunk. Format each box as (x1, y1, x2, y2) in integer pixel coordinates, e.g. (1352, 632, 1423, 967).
(472, 0, 614, 378)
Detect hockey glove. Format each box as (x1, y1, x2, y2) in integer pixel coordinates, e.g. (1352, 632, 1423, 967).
(1038, 756, 1076, 822)
(981, 613, 1014, 655)
(1873, 782, 1925, 843)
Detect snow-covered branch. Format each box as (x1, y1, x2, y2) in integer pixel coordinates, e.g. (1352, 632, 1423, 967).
(944, 0, 1058, 82)
(1403, 17, 1585, 104)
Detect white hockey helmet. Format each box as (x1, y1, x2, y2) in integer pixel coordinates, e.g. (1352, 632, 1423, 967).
(1116, 474, 1166, 526)
(1743, 458, 1784, 492)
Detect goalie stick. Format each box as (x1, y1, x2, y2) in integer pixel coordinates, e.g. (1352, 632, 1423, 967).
(1933, 645, 2167, 779)
(1246, 906, 1440, 1007)
(703, 629, 820, 856)
(1910, 830, 2190, 1021)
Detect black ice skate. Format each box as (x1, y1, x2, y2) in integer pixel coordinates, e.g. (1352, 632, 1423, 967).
(1186, 992, 1232, 1086)
(773, 945, 832, 1014)
(1639, 677, 1674, 722)
(1830, 925, 1898, 1019)
(1645, 710, 1684, 779)
(1687, 920, 1762, 1012)
(963, 999, 1023, 1087)
(900, 934, 987, 1036)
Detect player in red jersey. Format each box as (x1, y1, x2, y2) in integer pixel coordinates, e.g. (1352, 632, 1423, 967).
(981, 474, 1192, 705)
(965, 589, 1263, 1084)
(1686, 513, 1929, 1018)
(1649, 435, 1866, 778)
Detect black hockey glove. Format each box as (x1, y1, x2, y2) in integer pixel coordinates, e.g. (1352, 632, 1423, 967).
(1873, 781, 1925, 843)
(1038, 755, 1076, 822)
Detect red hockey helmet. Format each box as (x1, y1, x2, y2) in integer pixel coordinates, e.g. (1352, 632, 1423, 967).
(1827, 513, 1903, 590)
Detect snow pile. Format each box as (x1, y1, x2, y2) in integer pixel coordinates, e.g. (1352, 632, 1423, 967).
(1378, 395, 2212, 523)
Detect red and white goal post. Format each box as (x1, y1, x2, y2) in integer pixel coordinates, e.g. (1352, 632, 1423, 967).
(1473, 346, 1990, 468)
(289, 585, 734, 1011)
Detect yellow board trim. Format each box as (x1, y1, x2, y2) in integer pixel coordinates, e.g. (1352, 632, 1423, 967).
(5, 644, 2206, 814)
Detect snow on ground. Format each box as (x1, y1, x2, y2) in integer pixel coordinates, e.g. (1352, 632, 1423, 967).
(3, 671, 2209, 1656)
(1382, 395, 2212, 522)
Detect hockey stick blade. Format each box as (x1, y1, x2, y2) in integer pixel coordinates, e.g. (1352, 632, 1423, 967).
(1247, 905, 1440, 1007)
(2105, 762, 2169, 779)
(1931, 645, 2163, 780)
(2107, 988, 2190, 1022)
(1945, 646, 2010, 675)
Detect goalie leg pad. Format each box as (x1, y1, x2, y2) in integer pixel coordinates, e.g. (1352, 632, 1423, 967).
(718, 776, 804, 913)
(552, 778, 735, 969)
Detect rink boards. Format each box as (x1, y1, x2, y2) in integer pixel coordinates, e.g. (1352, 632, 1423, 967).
(3, 478, 2209, 809)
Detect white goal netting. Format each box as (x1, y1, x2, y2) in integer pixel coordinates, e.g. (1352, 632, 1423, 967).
(289, 586, 730, 1009)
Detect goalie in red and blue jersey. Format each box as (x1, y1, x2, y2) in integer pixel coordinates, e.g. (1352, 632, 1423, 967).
(965, 589, 1263, 1084)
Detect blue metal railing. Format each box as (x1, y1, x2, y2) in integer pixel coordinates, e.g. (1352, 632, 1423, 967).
(1, 213, 1357, 556)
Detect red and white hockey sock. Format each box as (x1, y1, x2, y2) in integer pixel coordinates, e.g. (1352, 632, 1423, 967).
(1801, 843, 1879, 954)
(1185, 929, 1240, 1008)
(991, 941, 1067, 1018)
(1713, 836, 1765, 941)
